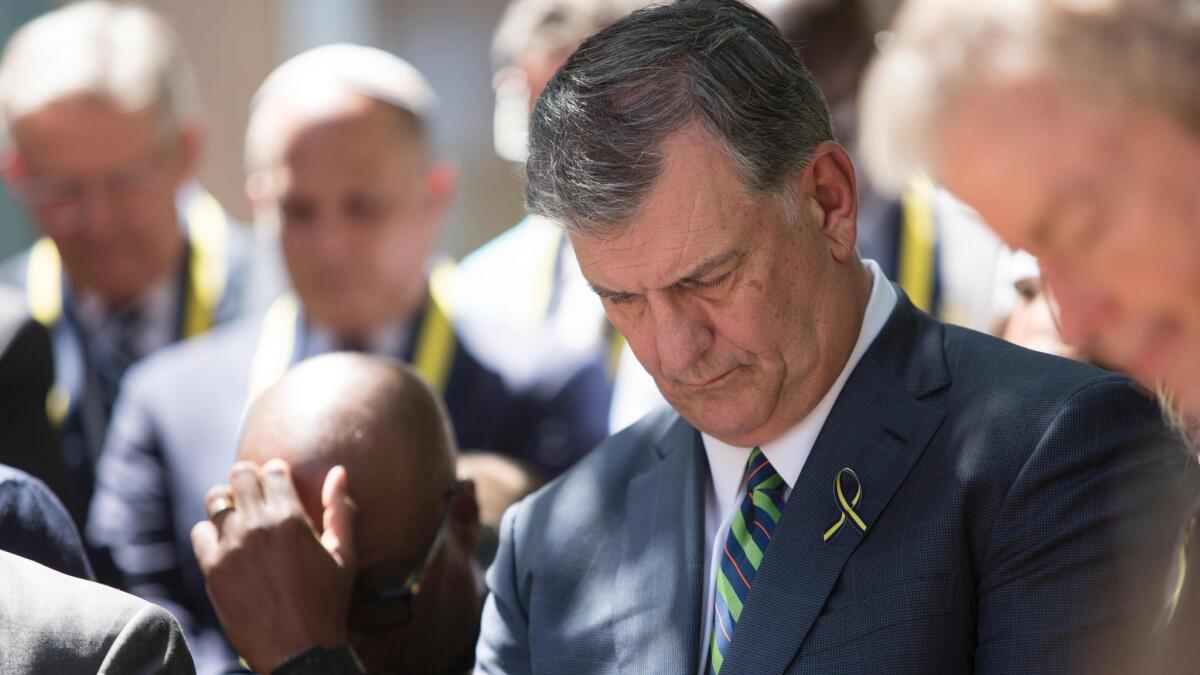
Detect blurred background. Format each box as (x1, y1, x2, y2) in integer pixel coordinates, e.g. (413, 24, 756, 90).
(0, 0, 902, 261)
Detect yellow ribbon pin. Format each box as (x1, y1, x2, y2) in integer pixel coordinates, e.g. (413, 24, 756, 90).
(822, 467, 868, 542)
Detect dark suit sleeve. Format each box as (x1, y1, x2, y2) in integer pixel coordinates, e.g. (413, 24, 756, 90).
(87, 379, 209, 653)
(476, 500, 534, 675)
(97, 602, 197, 675)
(510, 361, 612, 478)
(974, 376, 1197, 674)
(0, 468, 94, 580)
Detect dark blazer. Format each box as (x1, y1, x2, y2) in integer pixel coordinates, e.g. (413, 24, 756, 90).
(477, 290, 1197, 674)
(0, 463, 93, 580)
(0, 285, 68, 509)
(86, 298, 612, 674)
(0, 549, 195, 674)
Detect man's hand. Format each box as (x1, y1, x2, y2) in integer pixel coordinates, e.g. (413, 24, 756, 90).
(191, 459, 357, 672)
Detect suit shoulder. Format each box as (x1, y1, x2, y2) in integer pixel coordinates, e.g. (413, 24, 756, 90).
(124, 316, 261, 396)
(942, 323, 1123, 400)
(0, 551, 193, 672)
(515, 409, 678, 525)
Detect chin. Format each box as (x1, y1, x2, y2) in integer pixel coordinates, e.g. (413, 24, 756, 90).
(681, 397, 773, 445)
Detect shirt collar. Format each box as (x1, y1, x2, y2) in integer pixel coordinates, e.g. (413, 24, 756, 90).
(302, 316, 411, 360)
(703, 259, 897, 508)
(71, 267, 179, 352)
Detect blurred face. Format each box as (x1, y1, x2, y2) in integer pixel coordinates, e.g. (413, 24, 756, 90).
(8, 96, 193, 307)
(572, 127, 865, 447)
(264, 99, 446, 340)
(938, 78, 1200, 412)
(1002, 275, 1087, 363)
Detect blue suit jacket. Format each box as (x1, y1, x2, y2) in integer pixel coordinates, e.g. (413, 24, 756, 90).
(87, 298, 612, 674)
(0, 464, 93, 580)
(477, 290, 1197, 674)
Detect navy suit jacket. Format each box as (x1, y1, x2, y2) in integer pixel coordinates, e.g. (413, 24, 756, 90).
(87, 300, 611, 674)
(0, 464, 93, 580)
(477, 290, 1197, 674)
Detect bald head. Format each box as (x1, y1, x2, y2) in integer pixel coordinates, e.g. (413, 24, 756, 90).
(239, 353, 456, 562)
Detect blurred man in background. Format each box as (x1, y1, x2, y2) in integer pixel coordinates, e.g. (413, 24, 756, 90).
(770, 0, 1013, 333)
(860, 0, 1200, 669)
(455, 0, 668, 433)
(0, 0, 254, 529)
(193, 354, 482, 674)
(88, 44, 609, 673)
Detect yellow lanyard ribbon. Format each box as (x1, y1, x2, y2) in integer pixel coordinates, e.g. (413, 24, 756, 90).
(25, 189, 230, 336)
(29, 190, 230, 426)
(898, 175, 937, 314)
(823, 467, 868, 542)
(246, 262, 458, 405)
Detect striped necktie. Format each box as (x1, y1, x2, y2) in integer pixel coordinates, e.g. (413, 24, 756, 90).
(709, 447, 787, 674)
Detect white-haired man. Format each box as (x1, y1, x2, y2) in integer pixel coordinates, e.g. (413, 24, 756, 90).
(0, 1, 255, 530)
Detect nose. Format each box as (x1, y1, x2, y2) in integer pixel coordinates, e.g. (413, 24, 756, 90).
(76, 183, 119, 238)
(1039, 260, 1117, 349)
(649, 293, 714, 379)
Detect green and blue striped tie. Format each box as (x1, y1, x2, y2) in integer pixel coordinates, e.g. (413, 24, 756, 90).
(709, 447, 786, 674)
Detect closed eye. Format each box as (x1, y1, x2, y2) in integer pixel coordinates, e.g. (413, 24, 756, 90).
(690, 273, 730, 290)
(605, 293, 639, 306)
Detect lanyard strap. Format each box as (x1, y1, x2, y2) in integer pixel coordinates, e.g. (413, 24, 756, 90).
(246, 262, 458, 404)
(25, 188, 231, 337)
(897, 175, 937, 314)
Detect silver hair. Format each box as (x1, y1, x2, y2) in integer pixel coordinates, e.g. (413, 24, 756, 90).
(859, 0, 1200, 193)
(0, 0, 202, 147)
(524, 0, 835, 237)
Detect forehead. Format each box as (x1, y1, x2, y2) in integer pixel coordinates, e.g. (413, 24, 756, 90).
(13, 96, 163, 170)
(936, 78, 1121, 247)
(571, 127, 759, 291)
(276, 98, 423, 189)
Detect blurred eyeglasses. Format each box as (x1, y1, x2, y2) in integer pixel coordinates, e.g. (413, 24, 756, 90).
(14, 146, 176, 225)
(347, 482, 458, 632)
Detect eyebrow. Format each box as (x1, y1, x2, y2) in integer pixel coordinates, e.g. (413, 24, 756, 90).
(587, 248, 745, 300)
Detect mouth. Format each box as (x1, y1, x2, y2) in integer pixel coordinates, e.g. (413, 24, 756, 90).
(679, 366, 740, 391)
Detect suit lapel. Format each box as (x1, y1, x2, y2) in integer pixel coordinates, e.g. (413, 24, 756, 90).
(719, 291, 950, 675)
(613, 414, 707, 675)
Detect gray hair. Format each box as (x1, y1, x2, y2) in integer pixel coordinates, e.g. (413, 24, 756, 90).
(0, 1, 202, 145)
(525, 0, 834, 237)
(859, 0, 1200, 193)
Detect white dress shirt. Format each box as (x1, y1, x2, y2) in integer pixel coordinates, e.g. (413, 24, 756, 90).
(696, 259, 898, 673)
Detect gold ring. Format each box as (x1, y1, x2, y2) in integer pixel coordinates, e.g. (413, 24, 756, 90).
(207, 495, 236, 521)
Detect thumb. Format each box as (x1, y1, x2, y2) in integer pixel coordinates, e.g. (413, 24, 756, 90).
(320, 465, 357, 571)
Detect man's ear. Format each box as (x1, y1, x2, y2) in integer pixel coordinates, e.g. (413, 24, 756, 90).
(450, 478, 481, 557)
(799, 141, 858, 263)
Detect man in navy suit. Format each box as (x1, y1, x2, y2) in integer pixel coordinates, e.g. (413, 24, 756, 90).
(86, 44, 611, 675)
(481, 2, 1194, 672)
(176, 2, 1195, 673)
